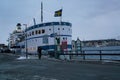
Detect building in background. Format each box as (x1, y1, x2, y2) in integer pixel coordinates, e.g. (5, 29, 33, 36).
(82, 39, 120, 47)
(72, 38, 81, 53)
(72, 38, 120, 52)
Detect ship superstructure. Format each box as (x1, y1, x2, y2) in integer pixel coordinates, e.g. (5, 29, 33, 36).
(26, 22, 72, 54)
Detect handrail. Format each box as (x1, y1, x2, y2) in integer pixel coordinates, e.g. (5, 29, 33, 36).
(56, 50, 120, 60)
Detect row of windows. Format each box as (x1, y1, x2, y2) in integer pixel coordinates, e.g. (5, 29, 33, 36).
(27, 28, 71, 37)
(27, 29, 45, 37)
(52, 28, 63, 30)
(49, 28, 71, 31)
(55, 28, 71, 31)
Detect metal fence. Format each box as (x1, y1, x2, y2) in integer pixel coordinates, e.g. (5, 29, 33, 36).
(57, 50, 120, 61)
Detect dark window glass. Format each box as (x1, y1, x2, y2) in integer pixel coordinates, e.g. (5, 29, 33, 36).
(29, 32, 31, 36)
(36, 30, 38, 34)
(32, 31, 34, 35)
(43, 35, 48, 44)
(39, 30, 41, 34)
(42, 29, 45, 33)
(58, 28, 60, 30)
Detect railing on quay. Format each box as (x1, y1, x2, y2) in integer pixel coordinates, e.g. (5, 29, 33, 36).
(56, 49, 120, 61)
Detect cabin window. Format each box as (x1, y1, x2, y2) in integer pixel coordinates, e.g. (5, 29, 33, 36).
(42, 29, 45, 33)
(63, 37, 67, 40)
(38, 30, 41, 34)
(58, 28, 60, 30)
(29, 32, 31, 36)
(32, 31, 34, 35)
(35, 30, 38, 34)
(49, 28, 51, 31)
(43, 35, 48, 44)
(63, 28, 64, 30)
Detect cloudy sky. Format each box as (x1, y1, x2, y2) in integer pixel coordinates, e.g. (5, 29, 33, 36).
(0, 0, 120, 44)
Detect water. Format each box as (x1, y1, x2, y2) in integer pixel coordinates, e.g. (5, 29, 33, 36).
(76, 46, 120, 60)
(82, 46, 120, 51)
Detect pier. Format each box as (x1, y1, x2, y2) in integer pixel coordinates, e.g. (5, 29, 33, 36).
(0, 53, 120, 80)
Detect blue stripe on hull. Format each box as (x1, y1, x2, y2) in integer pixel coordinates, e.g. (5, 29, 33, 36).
(39, 45, 72, 50)
(27, 35, 72, 40)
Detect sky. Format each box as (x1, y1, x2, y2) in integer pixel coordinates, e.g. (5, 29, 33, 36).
(0, 0, 120, 44)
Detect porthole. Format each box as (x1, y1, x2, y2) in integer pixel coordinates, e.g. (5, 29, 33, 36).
(49, 28, 51, 31)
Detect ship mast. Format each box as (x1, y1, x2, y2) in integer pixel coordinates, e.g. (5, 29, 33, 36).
(41, 2, 43, 23)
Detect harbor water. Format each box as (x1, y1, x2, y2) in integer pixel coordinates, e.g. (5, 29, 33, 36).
(73, 46, 120, 60)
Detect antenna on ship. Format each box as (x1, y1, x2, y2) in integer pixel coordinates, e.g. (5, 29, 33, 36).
(41, 1, 43, 23)
(33, 18, 36, 25)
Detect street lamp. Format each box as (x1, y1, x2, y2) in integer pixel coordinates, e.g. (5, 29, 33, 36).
(23, 24, 28, 59)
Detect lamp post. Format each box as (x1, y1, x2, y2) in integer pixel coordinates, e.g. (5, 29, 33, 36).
(23, 24, 28, 59)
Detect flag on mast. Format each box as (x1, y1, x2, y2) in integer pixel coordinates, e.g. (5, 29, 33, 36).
(54, 9, 62, 17)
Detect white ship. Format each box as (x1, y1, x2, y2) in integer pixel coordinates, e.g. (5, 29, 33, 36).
(25, 21, 72, 54)
(8, 2, 72, 54)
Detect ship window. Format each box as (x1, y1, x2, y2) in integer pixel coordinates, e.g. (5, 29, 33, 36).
(42, 29, 45, 33)
(63, 28, 64, 30)
(32, 31, 34, 35)
(43, 35, 48, 44)
(38, 30, 41, 34)
(58, 28, 60, 30)
(29, 32, 31, 36)
(63, 37, 67, 40)
(49, 28, 51, 31)
(35, 30, 38, 35)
